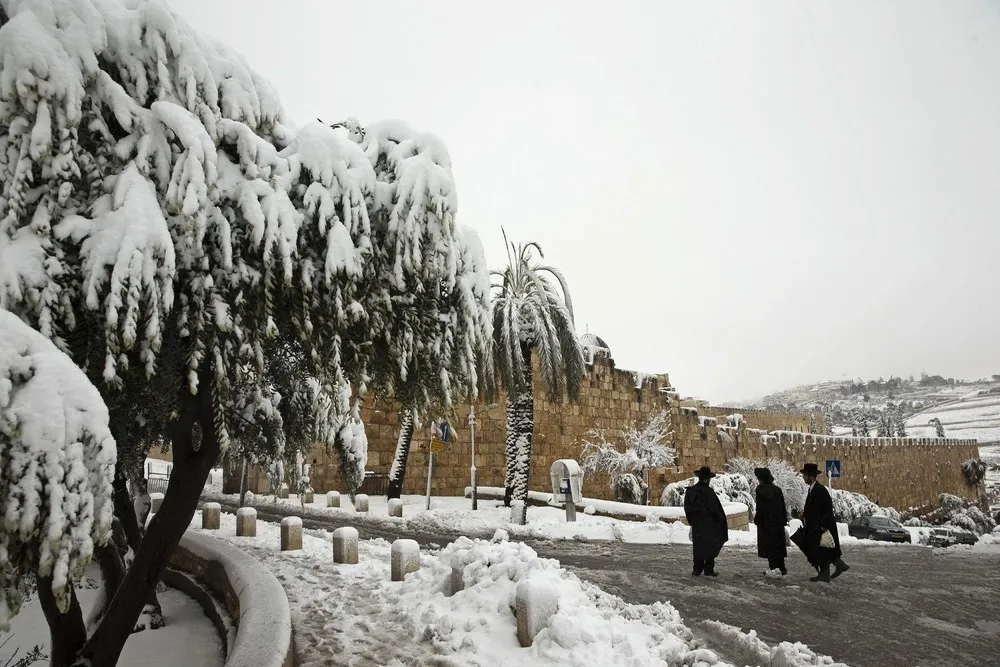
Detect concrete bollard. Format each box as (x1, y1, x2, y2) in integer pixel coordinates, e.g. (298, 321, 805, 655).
(277, 483, 289, 499)
(332, 527, 359, 564)
(511, 500, 527, 526)
(302, 488, 314, 504)
(236, 507, 257, 537)
(388, 498, 403, 518)
(150, 493, 164, 514)
(280, 516, 303, 551)
(515, 579, 560, 647)
(202, 502, 221, 530)
(355, 494, 369, 513)
(390, 539, 420, 581)
(327, 491, 341, 508)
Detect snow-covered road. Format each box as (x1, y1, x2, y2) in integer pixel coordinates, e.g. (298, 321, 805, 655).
(201, 496, 999, 667)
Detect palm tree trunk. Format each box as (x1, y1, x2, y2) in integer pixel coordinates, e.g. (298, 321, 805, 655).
(387, 408, 415, 500)
(509, 343, 534, 518)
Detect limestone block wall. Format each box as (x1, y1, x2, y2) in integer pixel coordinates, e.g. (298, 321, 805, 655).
(232, 356, 823, 503)
(652, 407, 981, 512)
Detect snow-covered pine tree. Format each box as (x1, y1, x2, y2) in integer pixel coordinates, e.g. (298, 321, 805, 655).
(580, 410, 676, 505)
(808, 413, 817, 434)
(0, 3, 486, 663)
(930, 417, 946, 438)
(492, 233, 585, 522)
(895, 405, 908, 438)
(0, 309, 116, 661)
(824, 409, 835, 435)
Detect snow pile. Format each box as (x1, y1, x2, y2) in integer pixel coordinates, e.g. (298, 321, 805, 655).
(699, 621, 848, 667)
(0, 310, 116, 629)
(407, 536, 725, 665)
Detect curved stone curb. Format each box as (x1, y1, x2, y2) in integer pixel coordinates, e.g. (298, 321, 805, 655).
(170, 530, 294, 667)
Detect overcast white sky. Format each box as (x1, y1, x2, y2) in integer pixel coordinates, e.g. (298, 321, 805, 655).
(172, 0, 1000, 402)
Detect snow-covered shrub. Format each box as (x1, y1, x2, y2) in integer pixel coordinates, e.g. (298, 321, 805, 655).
(725, 458, 807, 518)
(658, 472, 753, 514)
(962, 459, 987, 487)
(920, 493, 996, 535)
(614, 473, 644, 505)
(0, 310, 116, 629)
(830, 489, 900, 524)
(581, 410, 675, 505)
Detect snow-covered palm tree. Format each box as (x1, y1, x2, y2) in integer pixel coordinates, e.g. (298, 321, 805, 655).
(492, 233, 585, 521)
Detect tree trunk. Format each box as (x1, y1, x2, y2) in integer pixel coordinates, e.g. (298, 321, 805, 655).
(386, 408, 415, 500)
(113, 465, 166, 631)
(74, 365, 220, 666)
(37, 578, 87, 667)
(239, 458, 248, 506)
(509, 342, 534, 515)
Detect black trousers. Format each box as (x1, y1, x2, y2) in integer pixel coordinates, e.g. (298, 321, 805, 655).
(693, 558, 716, 574)
(767, 556, 786, 572)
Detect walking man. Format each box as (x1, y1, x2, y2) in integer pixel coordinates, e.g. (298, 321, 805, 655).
(754, 467, 788, 575)
(684, 466, 729, 576)
(800, 462, 849, 582)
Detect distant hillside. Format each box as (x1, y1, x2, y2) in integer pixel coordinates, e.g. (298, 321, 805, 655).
(741, 374, 1000, 444)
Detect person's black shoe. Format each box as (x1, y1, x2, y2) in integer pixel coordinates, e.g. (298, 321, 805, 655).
(810, 567, 831, 583)
(831, 559, 850, 579)
(704, 570, 719, 577)
(692, 570, 702, 576)
(780, 567, 788, 576)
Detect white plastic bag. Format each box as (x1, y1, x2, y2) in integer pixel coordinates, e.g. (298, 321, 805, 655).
(784, 526, 792, 547)
(820, 529, 836, 549)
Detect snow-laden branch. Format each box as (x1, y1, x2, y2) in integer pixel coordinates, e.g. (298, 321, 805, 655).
(0, 309, 116, 629)
(580, 410, 677, 478)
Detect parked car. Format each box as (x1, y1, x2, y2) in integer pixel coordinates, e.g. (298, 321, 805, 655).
(928, 527, 978, 547)
(928, 527, 957, 547)
(848, 516, 912, 543)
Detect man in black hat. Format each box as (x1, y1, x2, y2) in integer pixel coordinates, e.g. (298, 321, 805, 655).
(683, 466, 729, 576)
(799, 462, 849, 582)
(754, 467, 788, 575)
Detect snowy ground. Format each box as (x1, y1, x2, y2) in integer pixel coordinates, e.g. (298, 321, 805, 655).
(905, 393, 1000, 442)
(189, 509, 847, 666)
(0, 570, 223, 667)
(212, 488, 759, 546)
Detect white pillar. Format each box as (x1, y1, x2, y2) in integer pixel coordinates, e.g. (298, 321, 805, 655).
(280, 516, 303, 551)
(236, 507, 257, 537)
(327, 491, 341, 508)
(515, 579, 560, 647)
(388, 498, 403, 518)
(354, 494, 369, 513)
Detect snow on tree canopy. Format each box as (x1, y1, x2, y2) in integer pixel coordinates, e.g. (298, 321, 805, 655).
(0, 309, 116, 629)
(0, 0, 487, 454)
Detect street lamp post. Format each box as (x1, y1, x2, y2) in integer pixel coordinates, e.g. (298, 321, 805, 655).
(470, 406, 478, 510)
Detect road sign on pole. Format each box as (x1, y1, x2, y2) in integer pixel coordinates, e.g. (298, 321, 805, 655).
(826, 460, 841, 488)
(469, 406, 478, 511)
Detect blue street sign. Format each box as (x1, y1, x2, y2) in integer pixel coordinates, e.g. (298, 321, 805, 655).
(440, 421, 450, 443)
(826, 460, 841, 478)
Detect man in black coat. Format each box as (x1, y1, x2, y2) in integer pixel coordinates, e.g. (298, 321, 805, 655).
(753, 467, 788, 575)
(684, 466, 729, 576)
(800, 463, 850, 582)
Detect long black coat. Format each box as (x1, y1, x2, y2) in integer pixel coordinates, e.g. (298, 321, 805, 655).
(754, 482, 788, 560)
(684, 480, 728, 561)
(801, 482, 841, 566)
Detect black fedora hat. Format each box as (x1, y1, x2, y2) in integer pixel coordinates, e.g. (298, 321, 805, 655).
(695, 465, 716, 479)
(800, 462, 822, 476)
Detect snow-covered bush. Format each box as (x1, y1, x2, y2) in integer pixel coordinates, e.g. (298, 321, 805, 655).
(659, 472, 753, 514)
(830, 489, 900, 524)
(962, 458, 987, 487)
(581, 410, 675, 505)
(918, 493, 996, 535)
(0, 310, 116, 629)
(613, 473, 644, 505)
(725, 458, 807, 518)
